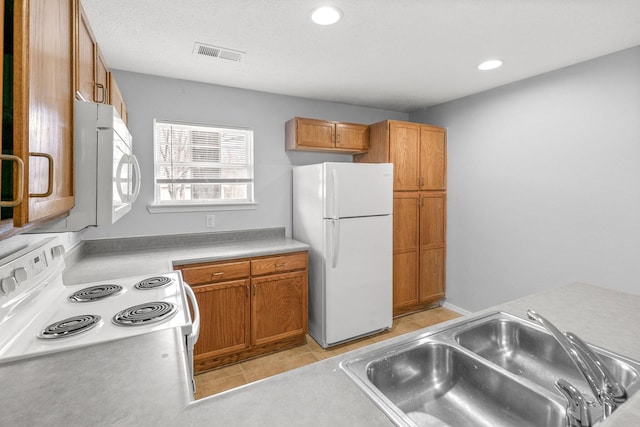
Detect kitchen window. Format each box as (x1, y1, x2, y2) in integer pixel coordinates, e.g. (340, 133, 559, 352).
(149, 120, 255, 212)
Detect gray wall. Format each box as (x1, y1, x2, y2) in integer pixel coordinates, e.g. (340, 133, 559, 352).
(410, 46, 640, 312)
(81, 71, 407, 239)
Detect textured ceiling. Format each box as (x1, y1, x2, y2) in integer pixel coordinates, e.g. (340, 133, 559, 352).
(81, 0, 640, 113)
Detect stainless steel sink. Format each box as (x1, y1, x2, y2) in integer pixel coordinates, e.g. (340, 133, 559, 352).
(340, 312, 640, 427)
(456, 317, 640, 399)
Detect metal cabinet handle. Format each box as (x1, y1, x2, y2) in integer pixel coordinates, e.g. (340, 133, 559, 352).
(0, 154, 25, 207)
(95, 83, 106, 103)
(29, 152, 53, 198)
(275, 263, 286, 268)
(210, 272, 224, 280)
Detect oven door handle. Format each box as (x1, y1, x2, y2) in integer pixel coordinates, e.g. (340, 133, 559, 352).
(184, 284, 200, 348)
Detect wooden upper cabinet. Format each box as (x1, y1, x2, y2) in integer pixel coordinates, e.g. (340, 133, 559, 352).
(389, 121, 421, 191)
(420, 126, 446, 191)
(285, 117, 369, 153)
(75, 1, 108, 104)
(94, 48, 109, 103)
(10, 0, 75, 229)
(355, 120, 446, 192)
(109, 73, 128, 125)
(75, 2, 94, 102)
(335, 122, 368, 152)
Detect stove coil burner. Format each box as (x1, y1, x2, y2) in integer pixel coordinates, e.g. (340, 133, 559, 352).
(112, 301, 177, 326)
(134, 276, 172, 290)
(38, 315, 102, 339)
(68, 284, 123, 302)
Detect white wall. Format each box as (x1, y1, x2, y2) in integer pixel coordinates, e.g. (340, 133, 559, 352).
(410, 46, 640, 312)
(81, 71, 407, 239)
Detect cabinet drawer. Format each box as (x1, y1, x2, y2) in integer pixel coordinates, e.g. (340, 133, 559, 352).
(251, 252, 307, 276)
(178, 261, 250, 285)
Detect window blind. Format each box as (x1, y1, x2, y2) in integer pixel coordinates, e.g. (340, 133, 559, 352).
(153, 121, 254, 204)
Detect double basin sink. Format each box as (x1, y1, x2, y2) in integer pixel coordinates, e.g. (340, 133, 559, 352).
(340, 312, 640, 426)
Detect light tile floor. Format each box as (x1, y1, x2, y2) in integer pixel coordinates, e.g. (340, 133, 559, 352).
(194, 307, 461, 400)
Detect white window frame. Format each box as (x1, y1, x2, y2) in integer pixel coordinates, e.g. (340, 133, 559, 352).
(148, 119, 256, 213)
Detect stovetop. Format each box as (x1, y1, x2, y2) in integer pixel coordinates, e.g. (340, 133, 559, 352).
(0, 238, 192, 364)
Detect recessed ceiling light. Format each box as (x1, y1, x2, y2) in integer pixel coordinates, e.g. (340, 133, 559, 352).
(311, 6, 342, 25)
(478, 59, 503, 71)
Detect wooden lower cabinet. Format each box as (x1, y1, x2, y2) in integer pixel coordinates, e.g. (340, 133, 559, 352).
(192, 279, 250, 358)
(175, 251, 308, 373)
(393, 192, 446, 316)
(252, 271, 307, 347)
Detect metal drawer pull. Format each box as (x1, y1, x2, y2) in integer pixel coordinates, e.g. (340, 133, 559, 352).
(0, 154, 25, 207)
(211, 272, 225, 279)
(275, 263, 286, 268)
(95, 83, 106, 103)
(29, 152, 54, 198)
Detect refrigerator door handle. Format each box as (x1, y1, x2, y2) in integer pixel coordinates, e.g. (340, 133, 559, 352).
(331, 218, 340, 268)
(332, 168, 339, 219)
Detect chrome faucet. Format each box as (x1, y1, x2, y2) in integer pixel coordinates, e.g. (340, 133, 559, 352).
(556, 378, 592, 427)
(527, 310, 627, 425)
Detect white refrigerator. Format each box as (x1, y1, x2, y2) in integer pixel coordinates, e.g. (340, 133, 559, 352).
(293, 162, 393, 348)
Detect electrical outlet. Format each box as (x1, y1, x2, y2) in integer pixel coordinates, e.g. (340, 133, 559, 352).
(206, 214, 215, 228)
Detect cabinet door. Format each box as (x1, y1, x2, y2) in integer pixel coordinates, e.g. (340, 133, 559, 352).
(392, 193, 419, 312)
(251, 271, 307, 347)
(295, 118, 334, 149)
(419, 247, 445, 303)
(419, 192, 446, 248)
(419, 192, 446, 303)
(389, 122, 420, 191)
(109, 72, 128, 124)
(335, 123, 368, 152)
(192, 279, 250, 358)
(75, 2, 95, 102)
(13, 0, 74, 227)
(420, 127, 446, 190)
(94, 48, 109, 103)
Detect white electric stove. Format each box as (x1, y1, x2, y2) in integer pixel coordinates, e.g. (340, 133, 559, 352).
(0, 237, 200, 392)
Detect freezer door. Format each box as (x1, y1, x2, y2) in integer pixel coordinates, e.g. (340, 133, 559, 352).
(324, 215, 392, 345)
(323, 163, 393, 219)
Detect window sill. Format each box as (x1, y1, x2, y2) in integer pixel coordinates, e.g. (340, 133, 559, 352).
(147, 203, 258, 214)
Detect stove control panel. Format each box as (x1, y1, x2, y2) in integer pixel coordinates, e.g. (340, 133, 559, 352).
(28, 251, 48, 276)
(0, 237, 63, 301)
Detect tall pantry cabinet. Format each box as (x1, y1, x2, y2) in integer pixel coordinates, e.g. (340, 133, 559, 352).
(354, 120, 446, 316)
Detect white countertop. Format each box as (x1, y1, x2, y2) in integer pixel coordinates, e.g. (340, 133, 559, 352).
(63, 237, 309, 285)
(178, 282, 640, 427)
(3, 236, 640, 427)
(0, 328, 192, 426)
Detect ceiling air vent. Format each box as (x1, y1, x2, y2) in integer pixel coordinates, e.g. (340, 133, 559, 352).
(193, 42, 245, 62)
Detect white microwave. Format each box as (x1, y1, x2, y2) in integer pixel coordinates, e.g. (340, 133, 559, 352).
(34, 101, 140, 232)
